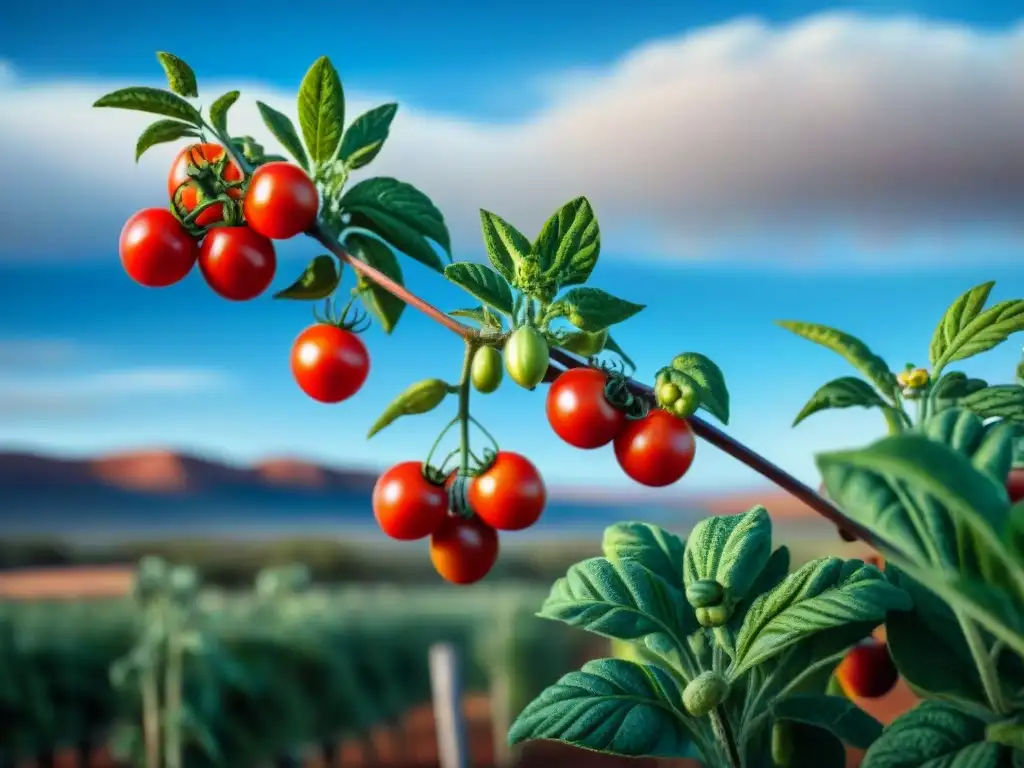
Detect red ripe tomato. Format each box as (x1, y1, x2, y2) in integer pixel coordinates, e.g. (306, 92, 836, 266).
(119, 208, 198, 288)
(198, 227, 276, 301)
(167, 144, 244, 228)
(835, 639, 899, 699)
(243, 162, 320, 240)
(372, 462, 449, 541)
(467, 452, 546, 531)
(613, 409, 696, 487)
(430, 514, 499, 585)
(290, 324, 370, 404)
(1009, 468, 1024, 504)
(546, 368, 626, 449)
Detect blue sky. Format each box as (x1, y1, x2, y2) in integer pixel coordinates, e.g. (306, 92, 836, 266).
(0, 0, 1022, 493)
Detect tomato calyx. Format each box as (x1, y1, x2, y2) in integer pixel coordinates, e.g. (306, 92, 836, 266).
(313, 294, 371, 334)
(171, 150, 248, 238)
(599, 363, 650, 420)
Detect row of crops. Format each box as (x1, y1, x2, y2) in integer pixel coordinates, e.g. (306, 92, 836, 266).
(0, 560, 587, 768)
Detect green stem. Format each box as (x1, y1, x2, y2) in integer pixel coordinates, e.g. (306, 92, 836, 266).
(959, 613, 1007, 715)
(163, 627, 183, 768)
(458, 339, 479, 475)
(709, 706, 742, 768)
(141, 667, 161, 768)
(882, 406, 906, 435)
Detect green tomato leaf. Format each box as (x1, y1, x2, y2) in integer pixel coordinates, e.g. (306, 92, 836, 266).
(782, 722, 848, 768)
(479, 210, 531, 285)
(508, 658, 690, 757)
(986, 719, 1024, 751)
(208, 91, 240, 136)
(134, 119, 199, 162)
(449, 306, 504, 331)
(601, 522, 686, 588)
(959, 385, 1024, 424)
(338, 103, 398, 170)
(773, 694, 883, 749)
(929, 371, 988, 416)
(443, 263, 515, 317)
(255, 101, 310, 171)
(670, 352, 731, 425)
(537, 557, 691, 645)
(793, 376, 888, 427)
(603, 334, 636, 370)
(347, 234, 406, 334)
(861, 701, 1004, 768)
(550, 287, 645, 333)
(729, 545, 790, 630)
(535, 196, 601, 287)
(272, 255, 340, 301)
(731, 558, 910, 679)
(683, 506, 773, 603)
(776, 320, 899, 401)
(155, 52, 198, 98)
(367, 379, 449, 438)
(297, 56, 345, 168)
(341, 177, 451, 270)
(930, 281, 1024, 373)
(94, 86, 202, 126)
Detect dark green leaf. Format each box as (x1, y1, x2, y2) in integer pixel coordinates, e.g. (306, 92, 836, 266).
(732, 559, 909, 678)
(960, 385, 1024, 424)
(552, 287, 645, 333)
(776, 320, 899, 401)
(535, 197, 600, 287)
(861, 701, 1003, 768)
(342, 177, 450, 270)
(297, 56, 345, 168)
(683, 506, 772, 603)
(785, 722, 848, 768)
(255, 101, 310, 171)
(931, 282, 1024, 372)
(761, 620, 879, 700)
(443, 263, 514, 316)
(272, 255, 340, 300)
(604, 334, 636, 370)
(155, 52, 198, 98)
(94, 87, 202, 125)
(793, 376, 888, 426)
(347, 234, 405, 333)
(367, 379, 449, 438)
(601, 522, 685, 588)
(537, 557, 691, 644)
(134, 119, 199, 162)
(508, 658, 690, 757)
(338, 103, 398, 170)
(209, 91, 240, 136)
(730, 545, 791, 630)
(986, 720, 1024, 751)
(670, 352, 731, 425)
(449, 306, 504, 331)
(479, 210, 530, 284)
(773, 694, 882, 749)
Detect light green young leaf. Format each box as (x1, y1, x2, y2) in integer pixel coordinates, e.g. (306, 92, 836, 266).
(448, 306, 504, 331)
(479, 210, 531, 285)
(930, 281, 1024, 373)
(338, 103, 398, 170)
(601, 522, 685, 588)
(775, 320, 899, 401)
(793, 376, 889, 427)
(731, 559, 910, 678)
(551, 287, 645, 333)
(670, 352, 731, 425)
(255, 101, 310, 171)
(960, 385, 1024, 424)
(208, 90, 240, 136)
(94, 87, 202, 126)
(155, 52, 198, 98)
(683, 506, 773, 602)
(861, 701, 1003, 768)
(508, 658, 691, 757)
(537, 557, 691, 644)
(443, 263, 515, 317)
(773, 694, 883, 749)
(535, 196, 601, 287)
(135, 119, 199, 161)
(347, 234, 405, 334)
(297, 56, 345, 168)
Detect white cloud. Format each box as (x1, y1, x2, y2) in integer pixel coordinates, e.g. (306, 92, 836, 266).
(4, 13, 1024, 265)
(0, 339, 82, 368)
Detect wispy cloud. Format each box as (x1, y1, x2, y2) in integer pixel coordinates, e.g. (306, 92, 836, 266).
(4, 13, 1024, 266)
(0, 339, 82, 368)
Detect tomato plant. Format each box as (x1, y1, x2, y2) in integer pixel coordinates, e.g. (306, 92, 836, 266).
(613, 408, 696, 487)
(243, 161, 319, 240)
(429, 514, 499, 585)
(290, 323, 370, 404)
(119, 208, 198, 288)
(466, 451, 546, 531)
(546, 368, 626, 449)
(470, 345, 503, 393)
(198, 227, 276, 301)
(167, 143, 244, 228)
(371, 461, 448, 540)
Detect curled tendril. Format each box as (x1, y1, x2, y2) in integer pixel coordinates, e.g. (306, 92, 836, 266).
(313, 296, 372, 333)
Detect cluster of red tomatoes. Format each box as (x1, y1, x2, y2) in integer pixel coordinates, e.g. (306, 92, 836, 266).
(545, 368, 697, 487)
(119, 144, 371, 407)
(372, 452, 546, 585)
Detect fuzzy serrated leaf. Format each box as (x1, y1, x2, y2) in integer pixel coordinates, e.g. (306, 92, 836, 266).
(861, 701, 1001, 768)
(135, 119, 199, 162)
(444, 263, 515, 316)
(479, 210, 530, 285)
(535, 196, 600, 287)
(297, 56, 345, 168)
(959, 385, 1024, 424)
(929, 283, 1024, 372)
(552, 287, 645, 333)
(209, 91, 240, 136)
(255, 101, 310, 171)
(94, 87, 202, 125)
(339, 103, 398, 170)
(793, 376, 888, 426)
(156, 52, 198, 98)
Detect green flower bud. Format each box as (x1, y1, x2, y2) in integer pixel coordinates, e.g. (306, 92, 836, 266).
(695, 604, 732, 628)
(686, 579, 725, 609)
(771, 721, 795, 767)
(682, 670, 729, 717)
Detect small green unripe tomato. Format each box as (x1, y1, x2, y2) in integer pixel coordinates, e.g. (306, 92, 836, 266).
(686, 579, 725, 609)
(682, 671, 729, 717)
(504, 326, 550, 390)
(771, 721, 795, 767)
(656, 381, 681, 406)
(471, 345, 503, 394)
(561, 328, 608, 357)
(695, 604, 732, 628)
(671, 381, 700, 418)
